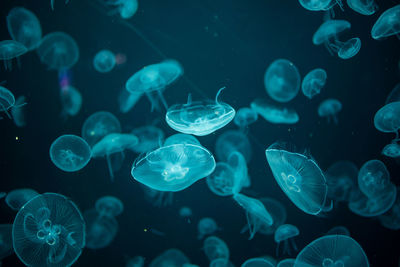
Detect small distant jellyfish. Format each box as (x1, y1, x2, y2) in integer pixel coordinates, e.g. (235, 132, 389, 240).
(103, 0, 139, 19)
(234, 107, 258, 129)
(82, 111, 122, 147)
(301, 68, 327, 99)
(374, 102, 400, 136)
(227, 151, 251, 189)
(210, 258, 235, 267)
(326, 225, 351, 236)
(203, 236, 229, 262)
(179, 206, 192, 218)
(60, 85, 82, 117)
(215, 130, 252, 163)
(206, 162, 238, 197)
(325, 160, 358, 202)
(131, 125, 164, 153)
(371, 5, 400, 40)
(379, 188, 400, 230)
(347, 0, 378, 15)
(337, 37, 362, 60)
(5, 188, 39, 211)
(0, 40, 27, 70)
(274, 224, 299, 256)
(12, 193, 86, 266)
(126, 256, 145, 267)
(51, 0, 71, 10)
(149, 249, 189, 267)
(95, 196, 124, 217)
(382, 142, 400, 158)
(164, 133, 200, 147)
(0, 224, 13, 260)
(251, 98, 299, 124)
(198, 217, 218, 239)
(257, 198, 287, 235)
(11, 96, 27, 127)
(242, 257, 275, 267)
(358, 159, 391, 199)
(318, 98, 342, 124)
(49, 134, 92, 172)
(93, 50, 116, 73)
(84, 209, 118, 249)
(119, 89, 142, 113)
(264, 59, 301, 103)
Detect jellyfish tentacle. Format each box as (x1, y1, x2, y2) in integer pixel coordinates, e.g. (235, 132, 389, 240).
(106, 154, 115, 182)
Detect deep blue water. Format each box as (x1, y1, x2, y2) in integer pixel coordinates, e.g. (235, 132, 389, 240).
(1, 0, 400, 266)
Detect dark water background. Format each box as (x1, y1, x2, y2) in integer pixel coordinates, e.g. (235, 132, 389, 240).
(0, 0, 400, 266)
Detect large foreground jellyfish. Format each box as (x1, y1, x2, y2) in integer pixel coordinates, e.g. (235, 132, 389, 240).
(242, 257, 275, 267)
(379, 187, 400, 230)
(12, 193, 85, 266)
(93, 49, 116, 73)
(251, 98, 299, 124)
(166, 88, 235, 136)
(0, 40, 27, 70)
(347, 0, 378, 15)
(84, 209, 118, 249)
(82, 111, 122, 147)
(131, 143, 216, 192)
(371, 5, 400, 40)
(215, 130, 252, 163)
(11, 95, 27, 127)
(382, 142, 400, 158)
(131, 125, 164, 153)
(234, 107, 258, 129)
(265, 142, 328, 215)
(102, 0, 139, 19)
(95, 196, 124, 217)
(374, 101, 400, 137)
(301, 68, 327, 99)
(203, 236, 230, 262)
(198, 217, 219, 239)
(149, 248, 189, 267)
(5, 188, 39, 211)
(325, 160, 358, 202)
(60, 85, 82, 117)
(0, 224, 13, 260)
(358, 159, 392, 198)
(318, 98, 342, 124)
(294, 235, 369, 267)
(206, 162, 238, 196)
(264, 59, 301, 103)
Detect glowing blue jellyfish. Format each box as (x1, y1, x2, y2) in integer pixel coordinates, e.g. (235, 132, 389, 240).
(298, 0, 335, 11)
(103, 0, 139, 19)
(206, 162, 239, 196)
(251, 98, 299, 124)
(379, 188, 400, 230)
(228, 151, 251, 188)
(347, 0, 378, 15)
(198, 217, 218, 239)
(84, 209, 118, 249)
(242, 258, 275, 267)
(0, 40, 27, 70)
(141, 185, 174, 207)
(51, 0, 71, 10)
(149, 249, 189, 267)
(338, 37, 362, 60)
(374, 102, 400, 135)
(326, 226, 350, 236)
(371, 5, 400, 40)
(325, 160, 358, 202)
(131, 125, 164, 153)
(0, 224, 13, 260)
(385, 83, 400, 104)
(301, 68, 327, 99)
(60, 85, 82, 117)
(12, 193, 85, 266)
(166, 87, 235, 136)
(131, 144, 216, 192)
(234, 107, 258, 129)
(264, 59, 301, 103)
(126, 256, 145, 267)
(119, 90, 142, 113)
(215, 130, 252, 163)
(49, 134, 92, 172)
(164, 133, 200, 147)
(211, 258, 235, 267)
(233, 193, 273, 240)
(5, 188, 39, 211)
(358, 159, 391, 198)
(294, 235, 369, 267)
(203, 236, 229, 262)
(382, 142, 400, 158)
(82, 111, 121, 147)
(0, 86, 18, 118)
(258, 198, 287, 235)
(179, 206, 192, 218)
(95, 196, 124, 217)
(265, 142, 328, 215)
(277, 258, 295, 267)
(318, 98, 342, 124)
(37, 32, 79, 70)
(93, 50, 116, 73)
(11, 96, 27, 127)
(274, 224, 299, 256)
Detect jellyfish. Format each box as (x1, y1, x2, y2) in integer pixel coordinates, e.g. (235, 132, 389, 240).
(84, 209, 118, 249)
(203, 236, 230, 262)
(294, 235, 369, 267)
(234, 107, 258, 129)
(382, 142, 400, 158)
(277, 258, 295, 267)
(326, 226, 351, 236)
(131, 125, 164, 153)
(198, 217, 219, 239)
(379, 187, 400, 230)
(347, 0, 378, 15)
(242, 258, 275, 267)
(12, 193, 85, 266)
(274, 224, 299, 256)
(6, 7, 42, 51)
(233, 193, 273, 240)
(264, 59, 301, 103)
(0, 86, 21, 119)
(36, 32, 79, 70)
(371, 5, 400, 40)
(60, 85, 82, 117)
(358, 159, 392, 199)
(179, 206, 192, 218)
(325, 160, 358, 202)
(301, 68, 327, 99)
(298, 0, 339, 11)
(126, 256, 145, 267)
(215, 130, 252, 163)
(102, 0, 139, 19)
(0, 224, 13, 260)
(227, 151, 251, 188)
(5, 188, 39, 211)
(210, 258, 235, 267)
(95, 196, 124, 217)
(265, 142, 328, 215)
(257, 198, 287, 235)
(81, 111, 122, 147)
(0, 40, 27, 70)
(93, 49, 116, 73)
(251, 98, 299, 124)
(141, 185, 174, 207)
(49, 134, 92, 172)
(131, 143, 216, 192)
(385, 83, 400, 104)
(149, 249, 189, 267)
(374, 102, 400, 137)
(337, 37, 362, 60)
(318, 98, 342, 124)
(119, 89, 142, 113)
(164, 133, 200, 147)
(206, 162, 239, 197)
(11, 96, 27, 127)
(166, 87, 236, 136)
(51, 0, 71, 10)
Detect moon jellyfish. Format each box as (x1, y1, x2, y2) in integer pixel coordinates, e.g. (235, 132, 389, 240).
(298, 0, 335, 11)
(318, 98, 342, 124)
(93, 50, 116, 73)
(228, 151, 251, 188)
(265, 142, 328, 215)
(0, 40, 27, 70)
(264, 59, 301, 103)
(374, 102, 400, 135)
(325, 160, 358, 202)
(0, 86, 16, 118)
(50, 134, 92, 172)
(95, 196, 124, 217)
(102, 0, 139, 19)
(206, 162, 239, 197)
(371, 5, 400, 40)
(51, 0, 71, 10)
(251, 98, 299, 124)
(358, 159, 391, 199)
(6, 7, 42, 51)
(0, 224, 13, 260)
(149, 248, 189, 267)
(277, 258, 295, 267)
(131, 143, 216, 192)
(166, 87, 235, 136)
(215, 130, 252, 163)
(126, 256, 145, 267)
(131, 125, 164, 153)
(12, 193, 85, 266)
(11, 95, 27, 127)
(164, 133, 200, 147)
(5, 188, 39, 211)
(301, 68, 327, 99)
(294, 235, 369, 267)
(234, 107, 258, 129)
(119, 90, 142, 113)
(84, 209, 118, 249)
(379, 188, 400, 230)
(274, 224, 299, 256)
(179, 206, 192, 218)
(258, 198, 287, 235)
(242, 258, 275, 267)
(198, 217, 218, 239)
(211, 258, 235, 267)
(141, 185, 174, 207)
(326, 226, 350, 236)
(382, 142, 400, 158)
(203, 236, 229, 262)
(82, 111, 121, 147)
(347, 0, 378, 15)
(37, 32, 79, 70)
(60, 85, 82, 117)
(337, 37, 362, 60)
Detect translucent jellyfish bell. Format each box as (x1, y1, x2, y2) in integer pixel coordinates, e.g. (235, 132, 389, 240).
(234, 107, 258, 129)
(264, 59, 301, 103)
(371, 5, 400, 40)
(82, 111, 122, 147)
(93, 50, 116, 73)
(277, 258, 295, 267)
(131, 125, 164, 153)
(211, 258, 235, 267)
(326, 225, 351, 236)
(11, 95, 27, 127)
(103, 0, 139, 19)
(198, 217, 218, 239)
(166, 87, 236, 136)
(131, 144, 216, 192)
(228, 151, 251, 189)
(164, 133, 200, 147)
(301, 68, 327, 99)
(325, 160, 358, 202)
(95, 196, 124, 217)
(294, 235, 369, 267)
(347, 0, 378, 15)
(318, 98, 342, 124)
(215, 130, 252, 163)
(179, 206, 192, 218)
(203, 236, 229, 262)
(206, 162, 238, 196)
(374, 102, 400, 134)
(149, 248, 189, 267)
(242, 257, 275, 267)
(0, 224, 13, 260)
(0, 40, 27, 70)
(274, 224, 299, 256)
(5, 188, 39, 211)
(338, 37, 362, 60)
(12, 193, 85, 266)
(0, 86, 17, 118)
(358, 159, 391, 198)
(251, 98, 299, 124)
(298, 0, 333, 11)
(60, 85, 82, 117)
(265, 142, 328, 215)
(382, 142, 400, 158)
(84, 209, 118, 249)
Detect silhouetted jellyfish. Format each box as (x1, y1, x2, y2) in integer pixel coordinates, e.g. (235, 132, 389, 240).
(197, 217, 218, 239)
(5, 188, 39, 211)
(266, 142, 328, 215)
(326, 226, 350, 236)
(318, 98, 342, 124)
(179, 206, 192, 218)
(84, 209, 118, 249)
(51, 0, 71, 10)
(126, 60, 183, 110)
(385, 83, 400, 104)
(6, 7, 42, 51)
(95, 196, 124, 217)
(103, 0, 139, 19)
(379, 187, 400, 230)
(325, 160, 358, 202)
(131, 125, 164, 153)
(37, 32, 79, 70)
(206, 162, 238, 197)
(0, 86, 17, 118)
(131, 143, 216, 192)
(12, 193, 85, 266)
(11, 96, 27, 127)
(374, 102, 400, 136)
(251, 98, 299, 124)
(242, 257, 275, 267)
(371, 5, 400, 40)
(264, 59, 301, 103)
(215, 130, 252, 163)
(277, 258, 295, 267)
(382, 142, 400, 158)
(164, 133, 200, 147)
(358, 159, 391, 199)
(50, 134, 92, 172)
(203, 236, 229, 262)
(294, 235, 369, 267)
(233, 193, 273, 240)
(141, 185, 174, 207)
(93, 50, 116, 73)
(210, 258, 235, 267)
(126, 256, 145, 267)
(149, 248, 189, 267)
(347, 0, 378, 15)
(301, 68, 327, 99)
(0, 224, 13, 260)
(60, 85, 82, 117)
(274, 224, 299, 256)
(82, 111, 122, 147)
(119, 90, 142, 113)
(234, 107, 258, 129)
(228, 151, 251, 188)
(337, 37, 362, 59)
(258, 198, 287, 235)
(166, 87, 235, 136)
(0, 40, 27, 70)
